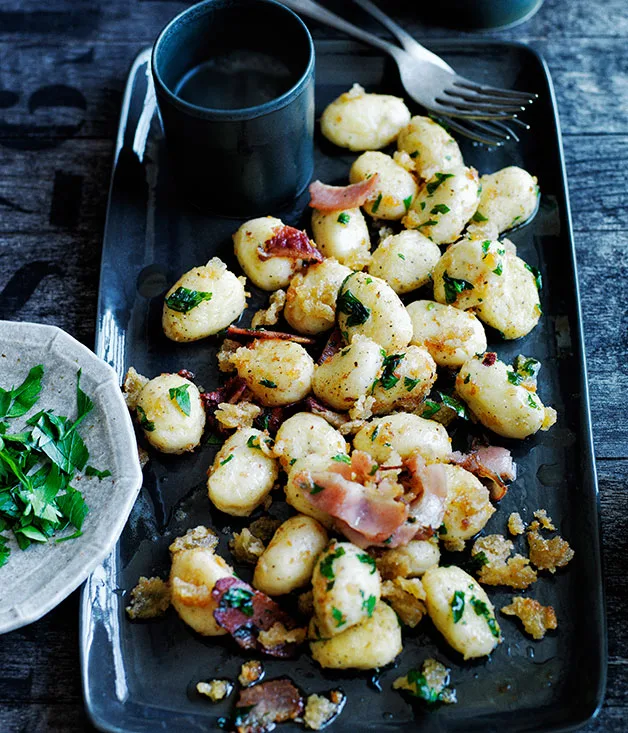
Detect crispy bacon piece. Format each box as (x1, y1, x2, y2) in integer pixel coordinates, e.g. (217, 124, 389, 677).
(255, 406, 286, 436)
(177, 369, 195, 380)
(309, 175, 380, 211)
(318, 328, 344, 365)
(259, 225, 323, 263)
(450, 445, 516, 501)
(212, 577, 305, 658)
(234, 679, 304, 733)
(403, 456, 448, 532)
(482, 352, 497, 367)
(226, 325, 316, 345)
(201, 376, 249, 431)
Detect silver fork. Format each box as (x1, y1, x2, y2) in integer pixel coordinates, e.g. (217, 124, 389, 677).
(281, 0, 537, 145)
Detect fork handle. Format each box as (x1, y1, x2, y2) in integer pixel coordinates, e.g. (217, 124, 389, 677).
(280, 0, 404, 60)
(350, 0, 454, 73)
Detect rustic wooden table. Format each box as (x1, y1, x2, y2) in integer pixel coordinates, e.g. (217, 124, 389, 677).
(0, 0, 626, 730)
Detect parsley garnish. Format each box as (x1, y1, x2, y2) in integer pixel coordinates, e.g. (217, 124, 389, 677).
(246, 435, 261, 450)
(421, 400, 440, 419)
(164, 287, 212, 313)
(426, 172, 455, 195)
(332, 454, 351, 464)
(220, 454, 234, 465)
(169, 383, 191, 416)
(332, 607, 346, 627)
(420, 201, 426, 210)
(357, 553, 377, 573)
(337, 280, 371, 327)
(527, 394, 539, 409)
(259, 379, 277, 389)
(418, 219, 438, 228)
(85, 466, 112, 480)
(525, 263, 542, 290)
(362, 593, 377, 617)
(371, 193, 383, 214)
(431, 204, 450, 215)
(403, 195, 413, 212)
(370, 425, 380, 441)
(379, 354, 405, 390)
(398, 253, 406, 260)
(481, 240, 491, 257)
(472, 211, 489, 223)
(426, 302, 435, 311)
(404, 376, 420, 392)
(310, 483, 325, 495)
(462, 551, 488, 574)
(221, 587, 255, 616)
(507, 371, 523, 386)
(136, 405, 155, 432)
(0, 365, 44, 419)
(442, 271, 474, 304)
(515, 356, 541, 380)
(438, 393, 468, 419)
(493, 261, 503, 276)
(409, 151, 419, 159)
(451, 590, 465, 623)
(319, 546, 345, 581)
(470, 596, 500, 638)
(337, 212, 350, 225)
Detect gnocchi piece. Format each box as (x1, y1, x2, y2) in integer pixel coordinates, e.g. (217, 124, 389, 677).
(232, 339, 315, 406)
(336, 272, 413, 351)
(422, 566, 501, 659)
(135, 373, 205, 454)
(376, 538, 441, 579)
(274, 412, 347, 470)
(310, 208, 371, 270)
(403, 167, 480, 244)
(371, 345, 437, 415)
(368, 230, 441, 294)
(353, 413, 451, 465)
(309, 601, 402, 669)
(284, 258, 352, 335)
(253, 515, 329, 596)
(397, 115, 464, 180)
(406, 300, 487, 368)
(432, 238, 541, 338)
(320, 83, 411, 151)
(312, 334, 384, 411)
(349, 151, 418, 221)
(170, 547, 234, 637)
(284, 454, 336, 527)
(455, 353, 556, 439)
(441, 464, 495, 542)
(207, 427, 279, 516)
(469, 166, 539, 238)
(311, 541, 381, 637)
(162, 258, 246, 342)
(233, 216, 301, 290)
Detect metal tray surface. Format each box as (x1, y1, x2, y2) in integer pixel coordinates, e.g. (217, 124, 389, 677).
(80, 40, 606, 733)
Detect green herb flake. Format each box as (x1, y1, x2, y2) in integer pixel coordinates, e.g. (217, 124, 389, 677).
(470, 596, 501, 638)
(516, 356, 541, 379)
(463, 374, 470, 384)
(337, 284, 371, 327)
(403, 195, 413, 212)
(463, 551, 488, 574)
(165, 286, 212, 313)
(493, 261, 503, 276)
(246, 435, 261, 450)
(507, 371, 523, 386)
(289, 457, 297, 466)
(451, 590, 465, 623)
(421, 400, 440, 419)
(332, 454, 351, 464)
(398, 253, 406, 260)
(527, 394, 540, 410)
(332, 607, 346, 627)
(431, 203, 451, 215)
(362, 593, 377, 617)
(310, 483, 325, 495)
(136, 405, 155, 432)
(438, 393, 468, 419)
(418, 219, 438, 228)
(259, 379, 277, 389)
(442, 271, 474, 304)
(371, 425, 380, 442)
(426, 172, 455, 195)
(420, 201, 426, 211)
(85, 466, 112, 480)
(220, 454, 234, 465)
(169, 383, 191, 416)
(409, 150, 419, 159)
(481, 240, 491, 257)
(357, 553, 377, 574)
(371, 193, 383, 214)
(524, 263, 542, 290)
(337, 212, 350, 225)
(404, 376, 420, 392)
(472, 211, 489, 223)
(379, 353, 405, 391)
(319, 546, 346, 581)
(0, 365, 44, 420)
(426, 302, 436, 311)
(222, 587, 255, 617)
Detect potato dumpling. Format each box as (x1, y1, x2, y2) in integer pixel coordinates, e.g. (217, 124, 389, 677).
(353, 412, 451, 465)
(371, 345, 437, 415)
(207, 427, 278, 516)
(456, 354, 556, 439)
(406, 300, 487, 368)
(309, 601, 402, 669)
(284, 259, 352, 335)
(368, 230, 441, 294)
(253, 515, 329, 596)
(162, 258, 246, 342)
(337, 271, 413, 351)
(135, 373, 205, 454)
(311, 208, 371, 270)
(403, 166, 480, 244)
(349, 151, 418, 221)
(397, 115, 464, 180)
(232, 339, 314, 406)
(274, 412, 347, 470)
(312, 334, 383, 411)
(320, 83, 411, 151)
(170, 547, 234, 636)
(233, 216, 302, 290)
(469, 166, 539, 238)
(376, 538, 441, 579)
(312, 541, 381, 637)
(284, 454, 336, 527)
(441, 465, 495, 542)
(422, 566, 501, 659)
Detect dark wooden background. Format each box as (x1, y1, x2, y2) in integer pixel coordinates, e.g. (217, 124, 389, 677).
(0, 0, 626, 730)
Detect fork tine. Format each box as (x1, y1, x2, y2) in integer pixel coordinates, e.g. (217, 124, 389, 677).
(436, 97, 526, 114)
(453, 79, 538, 102)
(467, 118, 520, 143)
(506, 117, 531, 130)
(437, 117, 505, 147)
(444, 88, 530, 108)
(433, 102, 523, 120)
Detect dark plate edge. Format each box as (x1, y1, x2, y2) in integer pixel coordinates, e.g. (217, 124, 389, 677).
(79, 40, 608, 733)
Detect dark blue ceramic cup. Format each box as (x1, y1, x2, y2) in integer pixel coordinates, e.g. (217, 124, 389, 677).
(152, 0, 315, 217)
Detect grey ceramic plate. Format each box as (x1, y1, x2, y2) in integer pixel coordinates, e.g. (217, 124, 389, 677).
(0, 320, 142, 634)
(81, 41, 606, 733)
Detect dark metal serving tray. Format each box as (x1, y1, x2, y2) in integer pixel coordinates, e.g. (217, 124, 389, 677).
(80, 40, 606, 733)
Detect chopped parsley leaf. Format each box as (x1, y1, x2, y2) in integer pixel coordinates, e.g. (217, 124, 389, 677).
(379, 353, 405, 390)
(136, 405, 155, 432)
(430, 203, 450, 215)
(85, 466, 112, 480)
(220, 454, 234, 465)
(169, 383, 191, 416)
(221, 587, 255, 617)
(438, 392, 468, 419)
(481, 240, 491, 257)
(442, 271, 474, 304)
(470, 596, 500, 638)
(451, 590, 465, 623)
(403, 195, 413, 212)
(362, 593, 377, 617)
(507, 371, 523, 386)
(338, 283, 371, 327)
(357, 553, 377, 573)
(524, 263, 542, 290)
(421, 400, 440, 419)
(332, 607, 346, 627)
(259, 379, 277, 388)
(398, 253, 406, 260)
(337, 212, 350, 225)
(472, 211, 489, 223)
(319, 546, 346, 580)
(165, 286, 212, 313)
(409, 150, 419, 159)
(404, 376, 420, 392)
(371, 193, 383, 214)
(426, 172, 455, 195)
(527, 394, 539, 409)
(418, 219, 438, 228)
(493, 261, 503, 276)
(332, 454, 351, 464)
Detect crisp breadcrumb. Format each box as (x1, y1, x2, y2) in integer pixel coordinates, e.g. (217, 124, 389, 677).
(472, 534, 537, 589)
(527, 521, 574, 573)
(196, 679, 233, 702)
(257, 622, 307, 650)
(122, 366, 149, 409)
(229, 528, 265, 564)
(169, 526, 218, 555)
(533, 509, 555, 531)
(393, 658, 457, 704)
(251, 289, 286, 329)
(508, 512, 525, 536)
(238, 660, 264, 687)
(216, 338, 241, 373)
(381, 577, 427, 627)
(214, 401, 261, 430)
(125, 577, 170, 619)
(303, 691, 345, 729)
(501, 596, 557, 639)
